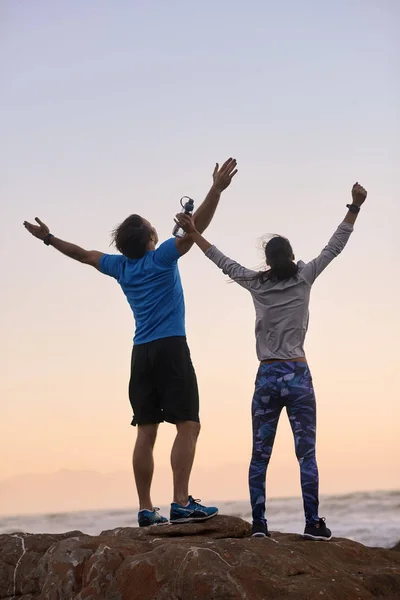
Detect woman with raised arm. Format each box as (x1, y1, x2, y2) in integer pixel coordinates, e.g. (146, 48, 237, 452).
(175, 182, 367, 540)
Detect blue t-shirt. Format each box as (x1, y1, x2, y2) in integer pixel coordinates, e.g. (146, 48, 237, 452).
(99, 238, 185, 345)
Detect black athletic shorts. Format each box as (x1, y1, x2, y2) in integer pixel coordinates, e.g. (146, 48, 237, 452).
(129, 336, 199, 426)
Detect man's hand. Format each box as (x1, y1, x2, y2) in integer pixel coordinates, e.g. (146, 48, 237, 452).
(351, 182, 367, 206)
(175, 213, 197, 235)
(175, 157, 237, 256)
(212, 158, 238, 192)
(23, 218, 103, 268)
(24, 217, 50, 241)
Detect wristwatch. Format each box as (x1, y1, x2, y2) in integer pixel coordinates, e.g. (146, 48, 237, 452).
(44, 233, 54, 246)
(346, 204, 360, 214)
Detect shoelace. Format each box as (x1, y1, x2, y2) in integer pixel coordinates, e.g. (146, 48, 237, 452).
(188, 496, 203, 507)
(317, 517, 327, 527)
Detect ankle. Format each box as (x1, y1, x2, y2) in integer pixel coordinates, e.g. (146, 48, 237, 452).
(173, 496, 188, 507)
(139, 502, 153, 512)
(314, 519, 322, 528)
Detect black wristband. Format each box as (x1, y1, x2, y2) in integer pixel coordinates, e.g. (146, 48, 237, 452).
(44, 233, 54, 246)
(346, 204, 360, 214)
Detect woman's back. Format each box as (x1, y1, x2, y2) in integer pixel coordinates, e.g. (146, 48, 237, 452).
(205, 221, 354, 361)
(251, 272, 312, 360)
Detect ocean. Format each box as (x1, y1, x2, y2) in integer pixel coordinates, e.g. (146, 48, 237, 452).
(1, 490, 399, 549)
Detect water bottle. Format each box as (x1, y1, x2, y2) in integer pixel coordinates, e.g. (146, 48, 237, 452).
(172, 196, 195, 238)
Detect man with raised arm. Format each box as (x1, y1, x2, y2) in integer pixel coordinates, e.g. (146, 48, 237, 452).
(24, 158, 238, 526)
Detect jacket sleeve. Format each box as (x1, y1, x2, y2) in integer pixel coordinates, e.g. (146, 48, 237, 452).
(300, 222, 354, 285)
(205, 246, 259, 290)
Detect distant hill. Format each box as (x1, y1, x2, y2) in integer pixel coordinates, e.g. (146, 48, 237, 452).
(0, 464, 251, 515)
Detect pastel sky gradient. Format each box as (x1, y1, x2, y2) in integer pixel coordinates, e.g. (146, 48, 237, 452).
(1, 0, 399, 513)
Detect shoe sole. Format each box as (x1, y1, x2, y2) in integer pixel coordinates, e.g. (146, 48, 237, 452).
(139, 521, 169, 528)
(252, 532, 267, 538)
(303, 533, 332, 541)
(170, 511, 219, 524)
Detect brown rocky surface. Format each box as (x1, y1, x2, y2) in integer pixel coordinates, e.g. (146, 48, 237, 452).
(0, 516, 399, 600)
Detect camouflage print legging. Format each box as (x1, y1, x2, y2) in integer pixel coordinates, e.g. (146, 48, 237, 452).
(249, 361, 319, 525)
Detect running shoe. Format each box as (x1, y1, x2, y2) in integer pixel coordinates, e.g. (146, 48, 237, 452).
(170, 496, 219, 524)
(138, 508, 168, 528)
(251, 521, 271, 538)
(304, 517, 332, 540)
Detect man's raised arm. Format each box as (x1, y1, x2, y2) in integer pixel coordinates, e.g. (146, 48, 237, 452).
(23, 217, 103, 269)
(193, 158, 237, 233)
(175, 158, 237, 255)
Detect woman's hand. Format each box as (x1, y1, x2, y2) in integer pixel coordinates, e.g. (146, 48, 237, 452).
(175, 213, 213, 254)
(174, 213, 197, 234)
(351, 182, 367, 206)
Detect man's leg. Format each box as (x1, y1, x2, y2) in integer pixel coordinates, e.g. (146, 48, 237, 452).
(155, 338, 201, 506)
(129, 341, 165, 519)
(169, 419, 218, 523)
(154, 337, 217, 522)
(171, 420, 200, 506)
(133, 424, 159, 510)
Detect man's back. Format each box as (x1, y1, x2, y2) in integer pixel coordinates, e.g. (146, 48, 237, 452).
(99, 238, 185, 344)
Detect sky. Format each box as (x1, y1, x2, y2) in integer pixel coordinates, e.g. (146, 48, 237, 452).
(1, 0, 399, 515)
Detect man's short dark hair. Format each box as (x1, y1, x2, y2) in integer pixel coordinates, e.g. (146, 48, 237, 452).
(111, 214, 151, 259)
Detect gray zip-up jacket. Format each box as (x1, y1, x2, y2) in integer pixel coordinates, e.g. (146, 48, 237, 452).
(205, 222, 354, 361)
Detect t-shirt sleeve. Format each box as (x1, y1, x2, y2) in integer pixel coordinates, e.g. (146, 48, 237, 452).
(205, 246, 258, 290)
(300, 222, 354, 285)
(98, 254, 125, 280)
(154, 238, 181, 267)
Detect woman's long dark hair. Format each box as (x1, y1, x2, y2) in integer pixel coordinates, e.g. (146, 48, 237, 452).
(231, 234, 298, 285)
(262, 235, 298, 282)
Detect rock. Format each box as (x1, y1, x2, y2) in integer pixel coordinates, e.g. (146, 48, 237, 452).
(392, 540, 400, 552)
(0, 516, 399, 600)
(0, 530, 83, 599)
(101, 513, 251, 540)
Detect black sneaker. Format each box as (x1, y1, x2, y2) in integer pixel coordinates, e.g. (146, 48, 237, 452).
(251, 521, 271, 538)
(304, 517, 332, 541)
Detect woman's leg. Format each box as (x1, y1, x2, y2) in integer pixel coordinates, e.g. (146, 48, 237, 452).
(285, 365, 319, 525)
(249, 365, 283, 524)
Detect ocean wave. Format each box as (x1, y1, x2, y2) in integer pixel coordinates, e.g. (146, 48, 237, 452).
(1, 490, 399, 549)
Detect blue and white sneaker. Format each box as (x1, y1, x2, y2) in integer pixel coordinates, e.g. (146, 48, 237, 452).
(170, 496, 219, 524)
(138, 508, 169, 528)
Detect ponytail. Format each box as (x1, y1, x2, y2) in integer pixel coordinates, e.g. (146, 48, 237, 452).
(262, 259, 298, 282)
